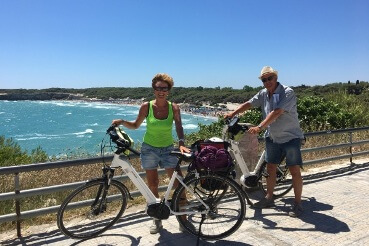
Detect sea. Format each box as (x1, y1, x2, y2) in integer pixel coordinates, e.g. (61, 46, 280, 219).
(0, 100, 216, 158)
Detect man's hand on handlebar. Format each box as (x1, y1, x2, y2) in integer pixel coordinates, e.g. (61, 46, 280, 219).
(223, 112, 235, 120)
(248, 126, 262, 134)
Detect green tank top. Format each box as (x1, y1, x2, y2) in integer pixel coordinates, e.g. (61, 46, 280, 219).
(143, 100, 174, 147)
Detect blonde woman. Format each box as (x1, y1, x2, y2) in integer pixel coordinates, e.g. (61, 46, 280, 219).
(112, 73, 189, 233)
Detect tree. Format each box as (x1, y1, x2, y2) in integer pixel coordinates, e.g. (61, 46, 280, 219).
(242, 85, 254, 92)
(0, 136, 48, 167)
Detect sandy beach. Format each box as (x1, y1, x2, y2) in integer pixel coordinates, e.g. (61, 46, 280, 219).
(77, 97, 240, 119)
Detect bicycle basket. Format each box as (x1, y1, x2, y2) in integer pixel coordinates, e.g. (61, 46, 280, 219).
(191, 138, 230, 152)
(189, 140, 234, 191)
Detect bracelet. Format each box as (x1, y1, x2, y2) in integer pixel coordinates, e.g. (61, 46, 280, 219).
(178, 138, 185, 143)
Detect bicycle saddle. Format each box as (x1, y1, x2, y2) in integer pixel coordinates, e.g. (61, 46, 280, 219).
(170, 151, 195, 162)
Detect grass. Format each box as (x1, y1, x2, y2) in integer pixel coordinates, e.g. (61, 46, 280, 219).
(1, 130, 369, 233)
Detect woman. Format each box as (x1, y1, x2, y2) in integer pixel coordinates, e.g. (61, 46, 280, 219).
(112, 73, 189, 234)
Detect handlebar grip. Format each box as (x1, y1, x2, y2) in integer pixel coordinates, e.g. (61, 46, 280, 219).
(106, 124, 117, 134)
(127, 146, 141, 156)
(228, 116, 240, 127)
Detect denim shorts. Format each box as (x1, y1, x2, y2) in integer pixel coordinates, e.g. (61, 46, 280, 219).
(140, 142, 178, 170)
(265, 137, 303, 166)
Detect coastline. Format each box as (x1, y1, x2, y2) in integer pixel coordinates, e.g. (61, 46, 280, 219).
(61, 98, 234, 120)
(1, 96, 240, 120)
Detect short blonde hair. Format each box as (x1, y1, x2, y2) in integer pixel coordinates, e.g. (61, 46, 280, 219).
(152, 73, 174, 89)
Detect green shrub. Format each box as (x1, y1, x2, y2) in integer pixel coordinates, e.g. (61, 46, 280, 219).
(0, 136, 48, 167)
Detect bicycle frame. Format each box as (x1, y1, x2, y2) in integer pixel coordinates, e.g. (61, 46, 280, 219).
(111, 154, 209, 215)
(222, 119, 293, 195)
(228, 140, 266, 181)
(222, 122, 266, 186)
(57, 125, 247, 240)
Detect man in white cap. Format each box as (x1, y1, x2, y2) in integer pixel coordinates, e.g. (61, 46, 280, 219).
(225, 66, 304, 217)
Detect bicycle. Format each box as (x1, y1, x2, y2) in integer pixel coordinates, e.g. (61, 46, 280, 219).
(57, 125, 246, 240)
(220, 116, 295, 199)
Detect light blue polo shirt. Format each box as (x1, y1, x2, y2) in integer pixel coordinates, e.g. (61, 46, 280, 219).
(248, 83, 304, 144)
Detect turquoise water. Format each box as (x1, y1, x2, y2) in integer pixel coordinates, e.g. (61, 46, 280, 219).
(0, 100, 216, 157)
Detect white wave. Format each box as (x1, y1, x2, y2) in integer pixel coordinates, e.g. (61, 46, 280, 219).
(18, 129, 95, 138)
(81, 122, 99, 127)
(183, 124, 198, 130)
(73, 129, 94, 135)
(96, 105, 122, 110)
(0, 112, 5, 114)
(16, 136, 47, 141)
(14, 133, 60, 138)
(66, 112, 72, 115)
(78, 102, 139, 111)
(16, 136, 63, 141)
(117, 109, 139, 114)
(80, 102, 122, 110)
(49, 101, 77, 107)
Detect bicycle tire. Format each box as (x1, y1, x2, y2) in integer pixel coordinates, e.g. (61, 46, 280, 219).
(259, 161, 293, 198)
(57, 179, 128, 239)
(172, 173, 246, 240)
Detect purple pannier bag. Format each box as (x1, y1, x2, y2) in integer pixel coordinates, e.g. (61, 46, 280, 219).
(194, 145, 232, 170)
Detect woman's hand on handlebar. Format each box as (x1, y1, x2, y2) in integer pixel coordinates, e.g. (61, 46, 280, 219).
(179, 145, 190, 154)
(112, 119, 124, 126)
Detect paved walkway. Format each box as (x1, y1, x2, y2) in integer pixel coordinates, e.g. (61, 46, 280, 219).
(1, 160, 369, 246)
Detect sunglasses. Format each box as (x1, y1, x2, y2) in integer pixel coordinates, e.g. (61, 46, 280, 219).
(261, 75, 275, 83)
(154, 86, 170, 92)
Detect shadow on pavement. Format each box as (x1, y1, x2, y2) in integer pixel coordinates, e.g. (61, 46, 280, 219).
(0, 211, 150, 246)
(250, 197, 350, 234)
(156, 229, 251, 246)
(302, 161, 369, 185)
(244, 162, 369, 235)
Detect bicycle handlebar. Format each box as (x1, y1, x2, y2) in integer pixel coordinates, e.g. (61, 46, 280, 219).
(224, 116, 249, 139)
(106, 125, 140, 156)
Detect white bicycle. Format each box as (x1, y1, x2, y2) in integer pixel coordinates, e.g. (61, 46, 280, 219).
(57, 125, 246, 240)
(223, 116, 294, 198)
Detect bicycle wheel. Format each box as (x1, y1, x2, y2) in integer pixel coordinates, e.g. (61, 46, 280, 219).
(259, 161, 293, 198)
(57, 179, 128, 239)
(172, 173, 246, 240)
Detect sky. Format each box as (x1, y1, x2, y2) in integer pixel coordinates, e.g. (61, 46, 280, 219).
(0, 0, 368, 89)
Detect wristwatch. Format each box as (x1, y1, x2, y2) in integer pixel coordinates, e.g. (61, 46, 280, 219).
(257, 124, 263, 130)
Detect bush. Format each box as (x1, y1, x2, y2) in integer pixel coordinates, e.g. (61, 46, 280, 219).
(0, 136, 48, 167)
(297, 95, 368, 131)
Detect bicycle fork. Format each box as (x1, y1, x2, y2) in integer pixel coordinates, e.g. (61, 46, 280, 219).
(91, 167, 115, 216)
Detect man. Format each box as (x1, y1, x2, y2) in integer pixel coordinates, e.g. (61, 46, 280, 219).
(225, 66, 304, 217)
